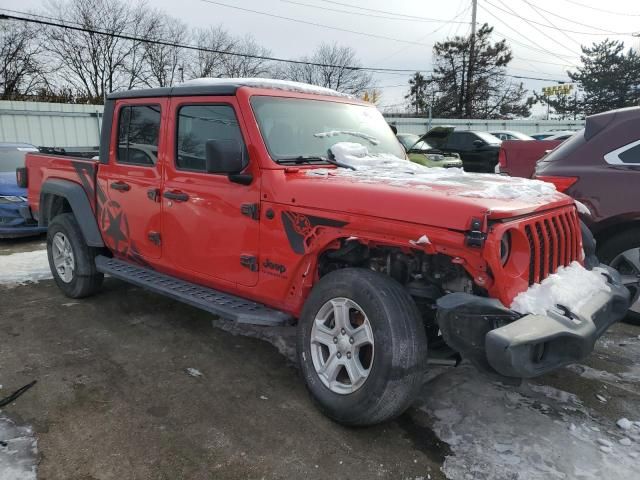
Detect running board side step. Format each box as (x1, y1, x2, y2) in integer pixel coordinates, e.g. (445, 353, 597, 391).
(95, 256, 293, 327)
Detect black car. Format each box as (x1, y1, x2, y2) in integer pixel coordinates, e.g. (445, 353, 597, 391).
(421, 127, 502, 172)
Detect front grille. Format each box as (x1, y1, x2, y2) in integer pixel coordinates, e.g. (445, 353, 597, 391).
(523, 209, 581, 285)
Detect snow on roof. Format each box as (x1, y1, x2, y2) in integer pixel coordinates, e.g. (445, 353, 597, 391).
(308, 142, 560, 201)
(178, 78, 353, 98)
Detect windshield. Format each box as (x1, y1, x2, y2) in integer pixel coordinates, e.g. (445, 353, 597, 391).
(250, 96, 405, 161)
(475, 132, 501, 144)
(0, 148, 35, 172)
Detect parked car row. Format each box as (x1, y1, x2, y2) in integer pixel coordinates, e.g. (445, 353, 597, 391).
(0, 143, 47, 238)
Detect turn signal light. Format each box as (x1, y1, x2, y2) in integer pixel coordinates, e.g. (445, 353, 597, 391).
(535, 175, 578, 193)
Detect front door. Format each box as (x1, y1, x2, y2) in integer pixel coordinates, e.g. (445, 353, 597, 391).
(98, 100, 166, 261)
(161, 98, 260, 287)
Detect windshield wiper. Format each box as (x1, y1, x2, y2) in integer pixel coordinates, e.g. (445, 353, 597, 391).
(276, 155, 356, 170)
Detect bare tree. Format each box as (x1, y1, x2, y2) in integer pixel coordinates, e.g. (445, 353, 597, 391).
(0, 20, 45, 99)
(143, 13, 189, 87)
(219, 35, 272, 78)
(282, 43, 371, 95)
(44, 0, 149, 102)
(188, 26, 235, 79)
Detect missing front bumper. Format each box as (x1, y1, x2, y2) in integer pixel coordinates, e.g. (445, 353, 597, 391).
(436, 265, 630, 378)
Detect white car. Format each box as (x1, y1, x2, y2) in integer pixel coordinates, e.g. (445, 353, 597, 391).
(531, 130, 576, 141)
(489, 130, 534, 141)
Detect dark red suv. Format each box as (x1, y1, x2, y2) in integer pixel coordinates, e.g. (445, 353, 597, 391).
(535, 106, 640, 322)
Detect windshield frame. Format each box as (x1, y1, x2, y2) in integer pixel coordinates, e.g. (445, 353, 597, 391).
(249, 95, 406, 165)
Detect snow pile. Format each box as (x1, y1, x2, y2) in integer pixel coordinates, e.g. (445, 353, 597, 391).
(306, 142, 561, 201)
(0, 250, 52, 287)
(510, 262, 610, 315)
(0, 415, 37, 480)
(178, 77, 352, 98)
(575, 200, 591, 216)
(420, 364, 640, 480)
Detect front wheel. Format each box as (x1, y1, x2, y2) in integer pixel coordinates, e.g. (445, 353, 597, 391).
(297, 268, 427, 426)
(47, 213, 104, 298)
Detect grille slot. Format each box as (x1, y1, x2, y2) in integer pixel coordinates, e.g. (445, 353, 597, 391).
(524, 210, 580, 286)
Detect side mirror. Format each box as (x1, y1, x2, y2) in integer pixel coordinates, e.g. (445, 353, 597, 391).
(473, 139, 485, 148)
(205, 139, 247, 174)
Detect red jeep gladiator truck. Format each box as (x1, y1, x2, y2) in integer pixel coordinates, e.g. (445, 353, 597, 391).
(21, 79, 629, 426)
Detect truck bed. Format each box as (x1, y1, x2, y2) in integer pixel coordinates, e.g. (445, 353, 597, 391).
(498, 140, 562, 178)
(25, 151, 99, 221)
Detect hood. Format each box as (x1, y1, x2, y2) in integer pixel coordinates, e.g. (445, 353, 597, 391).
(0, 172, 26, 197)
(269, 166, 572, 231)
(417, 126, 455, 146)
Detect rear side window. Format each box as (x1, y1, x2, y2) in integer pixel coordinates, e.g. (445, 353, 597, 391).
(117, 105, 161, 166)
(542, 129, 586, 163)
(604, 139, 640, 165)
(176, 105, 244, 171)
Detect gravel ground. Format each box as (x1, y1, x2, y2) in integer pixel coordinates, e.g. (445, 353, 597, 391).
(1, 236, 639, 480)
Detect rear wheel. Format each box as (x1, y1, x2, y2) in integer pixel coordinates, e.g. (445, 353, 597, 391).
(598, 229, 640, 325)
(47, 213, 103, 298)
(297, 268, 427, 426)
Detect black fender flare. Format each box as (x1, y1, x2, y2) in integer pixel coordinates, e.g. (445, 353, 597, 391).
(40, 179, 104, 247)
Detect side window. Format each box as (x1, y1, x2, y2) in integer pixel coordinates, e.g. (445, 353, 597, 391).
(618, 144, 640, 164)
(176, 105, 244, 171)
(446, 132, 462, 149)
(117, 105, 161, 166)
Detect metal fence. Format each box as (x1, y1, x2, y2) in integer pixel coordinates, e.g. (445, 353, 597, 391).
(0, 101, 103, 147)
(0, 101, 586, 147)
(383, 115, 586, 136)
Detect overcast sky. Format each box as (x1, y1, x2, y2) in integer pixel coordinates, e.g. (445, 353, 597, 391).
(3, 0, 640, 111)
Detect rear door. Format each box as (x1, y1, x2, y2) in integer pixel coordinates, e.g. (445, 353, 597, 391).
(98, 100, 166, 260)
(161, 98, 261, 287)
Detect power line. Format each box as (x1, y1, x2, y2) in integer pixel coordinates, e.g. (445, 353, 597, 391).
(0, 11, 568, 84)
(481, 0, 635, 36)
(493, 0, 579, 57)
(280, 0, 470, 24)
(559, 0, 640, 17)
(198, 0, 431, 46)
(519, 0, 582, 48)
(523, 1, 639, 32)
(479, 4, 580, 67)
(314, 0, 470, 23)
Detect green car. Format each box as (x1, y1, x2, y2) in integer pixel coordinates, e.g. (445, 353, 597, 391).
(396, 132, 463, 168)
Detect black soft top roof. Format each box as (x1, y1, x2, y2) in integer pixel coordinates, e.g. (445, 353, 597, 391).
(107, 83, 239, 100)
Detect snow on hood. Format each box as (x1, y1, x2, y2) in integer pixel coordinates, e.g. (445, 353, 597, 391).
(178, 77, 353, 98)
(510, 262, 611, 315)
(309, 142, 560, 201)
(0, 172, 25, 197)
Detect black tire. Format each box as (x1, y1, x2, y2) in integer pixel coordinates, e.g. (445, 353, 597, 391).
(597, 228, 640, 325)
(297, 268, 427, 426)
(47, 213, 104, 298)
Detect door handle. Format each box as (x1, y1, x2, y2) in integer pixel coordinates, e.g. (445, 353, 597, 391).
(111, 181, 130, 192)
(163, 190, 189, 202)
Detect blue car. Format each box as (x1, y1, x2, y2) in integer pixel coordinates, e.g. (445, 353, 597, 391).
(0, 143, 48, 238)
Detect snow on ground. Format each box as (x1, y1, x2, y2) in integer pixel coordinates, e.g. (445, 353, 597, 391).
(419, 365, 639, 480)
(216, 320, 640, 480)
(0, 249, 51, 286)
(0, 415, 37, 480)
(307, 142, 561, 201)
(510, 262, 610, 315)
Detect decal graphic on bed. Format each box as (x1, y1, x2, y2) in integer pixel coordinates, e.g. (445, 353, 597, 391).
(281, 211, 347, 254)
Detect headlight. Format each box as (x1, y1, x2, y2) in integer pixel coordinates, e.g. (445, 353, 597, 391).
(0, 195, 26, 204)
(500, 231, 511, 266)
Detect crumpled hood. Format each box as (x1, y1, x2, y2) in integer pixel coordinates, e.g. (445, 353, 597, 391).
(268, 149, 572, 231)
(0, 172, 26, 197)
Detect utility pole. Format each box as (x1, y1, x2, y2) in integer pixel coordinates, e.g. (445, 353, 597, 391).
(465, 0, 477, 118)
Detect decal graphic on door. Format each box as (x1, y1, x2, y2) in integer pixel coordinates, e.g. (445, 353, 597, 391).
(281, 211, 348, 254)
